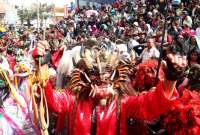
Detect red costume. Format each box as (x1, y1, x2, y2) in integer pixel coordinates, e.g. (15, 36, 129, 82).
(162, 89, 200, 135)
(6, 54, 16, 71)
(44, 80, 178, 135)
(161, 64, 200, 135)
(51, 48, 64, 69)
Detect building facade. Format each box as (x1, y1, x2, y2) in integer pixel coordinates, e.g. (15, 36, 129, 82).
(0, 0, 6, 24)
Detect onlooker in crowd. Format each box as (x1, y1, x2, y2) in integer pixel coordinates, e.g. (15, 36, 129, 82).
(140, 38, 160, 62)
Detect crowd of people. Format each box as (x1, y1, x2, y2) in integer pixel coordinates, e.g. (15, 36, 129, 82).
(0, 0, 200, 135)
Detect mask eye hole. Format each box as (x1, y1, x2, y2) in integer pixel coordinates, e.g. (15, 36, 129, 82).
(82, 69, 100, 83)
(87, 68, 100, 76)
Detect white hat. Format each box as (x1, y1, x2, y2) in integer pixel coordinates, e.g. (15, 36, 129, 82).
(147, 12, 152, 16)
(133, 22, 139, 27)
(49, 68, 57, 77)
(153, 9, 158, 15)
(196, 28, 200, 38)
(14, 61, 32, 77)
(194, 36, 200, 50)
(183, 16, 193, 28)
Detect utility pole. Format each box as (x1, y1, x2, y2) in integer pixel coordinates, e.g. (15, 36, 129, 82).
(37, 0, 40, 33)
(77, 0, 79, 7)
(43, 13, 47, 40)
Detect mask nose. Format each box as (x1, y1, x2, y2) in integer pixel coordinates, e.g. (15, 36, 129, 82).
(100, 72, 111, 84)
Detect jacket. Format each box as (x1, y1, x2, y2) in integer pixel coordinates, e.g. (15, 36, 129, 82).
(44, 80, 178, 135)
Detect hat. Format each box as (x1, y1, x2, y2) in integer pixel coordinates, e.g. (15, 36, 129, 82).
(172, 0, 181, 5)
(194, 36, 200, 50)
(183, 16, 193, 28)
(196, 28, 200, 38)
(49, 68, 57, 77)
(14, 62, 32, 77)
(182, 10, 188, 15)
(147, 12, 152, 16)
(111, 9, 115, 16)
(101, 24, 108, 31)
(133, 22, 139, 27)
(153, 9, 158, 15)
(0, 25, 6, 32)
(0, 32, 6, 39)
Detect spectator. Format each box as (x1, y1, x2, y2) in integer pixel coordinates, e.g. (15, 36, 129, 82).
(140, 38, 160, 62)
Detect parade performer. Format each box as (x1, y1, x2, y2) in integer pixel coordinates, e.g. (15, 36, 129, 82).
(14, 61, 33, 102)
(131, 59, 165, 92)
(161, 64, 200, 135)
(0, 67, 37, 135)
(127, 59, 166, 135)
(31, 40, 51, 135)
(41, 41, 186, 135)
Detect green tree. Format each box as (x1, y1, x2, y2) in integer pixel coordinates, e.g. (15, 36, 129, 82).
(31, 3, 55, 28)
(17, 3, 54, 28)
(17, 8, 36, 28)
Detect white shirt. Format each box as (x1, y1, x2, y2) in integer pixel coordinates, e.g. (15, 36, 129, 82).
(116, 44, 128, 53)
(128, 39, 139, 48)
(140, 47, 160, 63)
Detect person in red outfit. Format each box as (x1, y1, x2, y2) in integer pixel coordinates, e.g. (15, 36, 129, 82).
(42, 44, 186, 135)
(161, 64, 200, 135)
(131, 59, 165, 92)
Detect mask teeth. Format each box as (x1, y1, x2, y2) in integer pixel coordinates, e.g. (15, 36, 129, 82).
(83, 72, 91, 83)
(110, 70, 116, 81)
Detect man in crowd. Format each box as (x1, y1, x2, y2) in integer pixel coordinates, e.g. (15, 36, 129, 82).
(140, 38, 160, 63)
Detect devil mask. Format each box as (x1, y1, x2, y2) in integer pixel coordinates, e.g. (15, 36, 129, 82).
(69, 46, 135, 103)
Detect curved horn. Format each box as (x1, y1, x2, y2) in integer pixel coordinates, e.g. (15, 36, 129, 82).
(110, 70, 116, 81)
(79, 70, 91, 83)
(83, 49, 94, 69)
(83, 72, 91, 83)
(130, 49, 136, 59)
(107, 50, 119, 68)
(72, 57, 77, 67)
(80, 43, 85, 58)
(97, 55, 102, 74)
